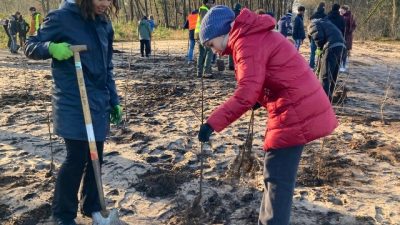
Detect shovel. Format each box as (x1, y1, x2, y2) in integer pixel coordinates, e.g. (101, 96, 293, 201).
(70, 45, 122, 225)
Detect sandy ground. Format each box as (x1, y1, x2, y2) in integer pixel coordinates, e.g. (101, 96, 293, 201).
(0, 39, 399, 225)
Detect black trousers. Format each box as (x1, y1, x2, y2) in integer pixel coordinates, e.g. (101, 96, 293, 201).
(52, 139, 104, 220)
(319, 46, 344, 101)
(19, 35, 26, 49)
(140, 39, 151, 57)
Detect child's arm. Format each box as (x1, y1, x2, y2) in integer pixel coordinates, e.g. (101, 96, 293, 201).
(207, 42, 266, 132)
(25, 12, 62, 60)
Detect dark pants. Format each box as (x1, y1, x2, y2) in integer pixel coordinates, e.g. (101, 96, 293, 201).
(319, 46, 344, 101)
(197, 43, 213, 77)
(187, 38, 195, 61)
(19, 35, 26, 50)
(140, 39, 151, 57)
(9, 35, 19, 53)
(258, 145, 304, 225)
(52, 139, 104, 220)
(309, 39, 317, 69)
(228, 55, 234, 70)
(341, 48, 349, 68)
(211, 53, 216, 64)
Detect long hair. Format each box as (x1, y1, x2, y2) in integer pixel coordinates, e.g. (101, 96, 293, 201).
(76, 0, 119, 20)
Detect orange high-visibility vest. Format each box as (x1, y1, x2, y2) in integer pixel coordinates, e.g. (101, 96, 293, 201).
(188, 13, 198, 30)
(28, 12, 42, 36)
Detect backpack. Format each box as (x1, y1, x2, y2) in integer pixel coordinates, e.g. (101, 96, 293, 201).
(285, 16, 293, 36)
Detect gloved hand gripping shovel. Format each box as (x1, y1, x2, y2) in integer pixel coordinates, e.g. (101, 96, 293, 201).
(71, 45, 122, 225)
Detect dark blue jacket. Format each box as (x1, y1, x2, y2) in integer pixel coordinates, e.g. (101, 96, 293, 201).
(308, 18, 345, 50)
(310, 7, 327, 20)
(293, 14, 305, 40)
(327, 11, 345, 36)
(8, 15, 19, 35)
(277, 15, 292, 37)
(25, 2, 119, 141)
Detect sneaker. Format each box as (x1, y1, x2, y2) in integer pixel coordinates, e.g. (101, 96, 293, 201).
(203, 72, 214, 79)
(339, 67, 346, 72)
(92, 211, 110, 225)
(187, 60, 195, 65)
(53, 217, 77, 225)
(228, 65, 234, 71)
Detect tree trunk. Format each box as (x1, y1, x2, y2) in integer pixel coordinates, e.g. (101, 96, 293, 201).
(145, 0, 148, 16)
(129, 0, 135, 21)
(163, 0, 169, 27)
(174, 0, 178, 28)
(46, 0, 50, 15)
(183, 0, 187, 27)
(120, 0, 129, 22)
(153, 0, 160, 25)
(40, 0, 47, 15)
(392, 0, 399, 38)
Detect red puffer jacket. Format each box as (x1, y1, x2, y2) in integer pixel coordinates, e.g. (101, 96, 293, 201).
(207, 9, 338, 150)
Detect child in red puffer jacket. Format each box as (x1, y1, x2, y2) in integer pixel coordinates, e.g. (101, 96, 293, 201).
(197, 5, 338, 225)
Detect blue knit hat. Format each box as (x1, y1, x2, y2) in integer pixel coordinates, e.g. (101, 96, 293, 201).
(200, 5, 235, 45)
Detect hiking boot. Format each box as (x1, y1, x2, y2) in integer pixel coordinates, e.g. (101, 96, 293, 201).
(53, 217, 77, 225)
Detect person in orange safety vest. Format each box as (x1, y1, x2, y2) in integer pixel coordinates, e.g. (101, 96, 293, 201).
(184, 9, 199, 63)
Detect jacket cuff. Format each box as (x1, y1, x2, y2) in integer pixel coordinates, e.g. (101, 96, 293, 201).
(206, 117, 223, 133)
(110, 98, 119, 108)
(43, 41, 52, 59)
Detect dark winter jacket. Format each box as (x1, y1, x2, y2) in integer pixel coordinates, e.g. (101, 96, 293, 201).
(327, 11, 345, 36)
(18, 18, 30, 36)
(2, 19, 10, 37)
(343, 11, 357, 50)
(308, 18, 345, 50)
(7, 15, 19, 36)
(233, 3, 242, 17)
(310, 7, 326, 20)
(277, 14, 292, 37)
(25, 2, 119, 141)
(292, 14, 305, 40)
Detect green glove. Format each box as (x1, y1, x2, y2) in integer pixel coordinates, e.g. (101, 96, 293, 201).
(110, 105, 123, 125)
(316, 48, 322, 57)
(49, 42, 73, 60)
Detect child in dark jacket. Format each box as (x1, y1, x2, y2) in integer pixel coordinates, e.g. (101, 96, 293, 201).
(197, 6, 337, 225)
(309, 2, 327, 68)
(292, 6, 305, 50)
(24, 0, 122, 224)
(8, 12, 20, 53)
(327, 3, 345, 36)
(308, 18, 346, 102)
(277, 10, 292, 37)
(17, 14, 30, 50)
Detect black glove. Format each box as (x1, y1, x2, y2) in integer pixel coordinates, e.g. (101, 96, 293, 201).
(198, 123, 214, 142)
(252, 102, 262, 110)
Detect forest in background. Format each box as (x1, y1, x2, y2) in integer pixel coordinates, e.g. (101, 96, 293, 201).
(0, 0, 399, 41)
